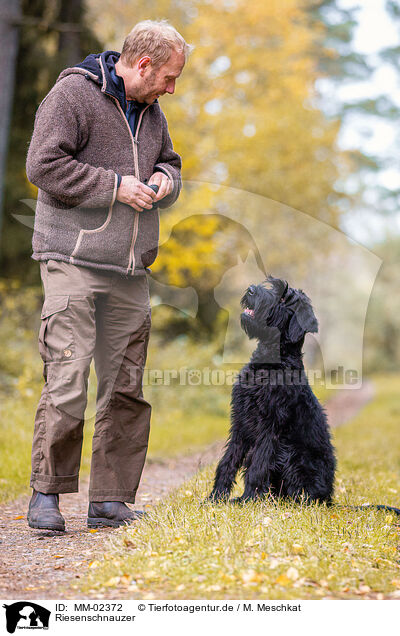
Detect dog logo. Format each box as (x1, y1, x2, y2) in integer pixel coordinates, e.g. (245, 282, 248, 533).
(2, 602, 50, 633)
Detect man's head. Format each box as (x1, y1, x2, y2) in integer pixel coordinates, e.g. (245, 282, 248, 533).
(116, 20, 193, 104)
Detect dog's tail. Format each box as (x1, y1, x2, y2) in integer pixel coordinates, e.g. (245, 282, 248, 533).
(333, 504, 400, 515)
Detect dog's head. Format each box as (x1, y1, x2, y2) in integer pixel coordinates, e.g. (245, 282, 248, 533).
(240, 275, 318, 345)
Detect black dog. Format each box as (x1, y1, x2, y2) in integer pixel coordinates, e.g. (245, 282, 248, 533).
(209, 276, 336, 504)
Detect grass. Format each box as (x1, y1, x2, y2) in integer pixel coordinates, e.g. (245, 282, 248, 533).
(75, 375, 400, 600)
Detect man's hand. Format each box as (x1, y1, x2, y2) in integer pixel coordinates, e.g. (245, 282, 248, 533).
(116, 175, 157, 211)
(148, 172, 173, 202)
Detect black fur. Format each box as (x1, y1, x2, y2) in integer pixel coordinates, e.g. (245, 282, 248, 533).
(209, 276, 336, 504)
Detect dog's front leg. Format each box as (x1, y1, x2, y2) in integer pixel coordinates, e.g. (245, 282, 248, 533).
(237, 434, 275, 502)
(208, 432, 248, 502)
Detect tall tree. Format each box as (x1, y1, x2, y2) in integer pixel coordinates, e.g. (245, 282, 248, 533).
(0, 0, 101, 280)
(0, 0, 21, 246)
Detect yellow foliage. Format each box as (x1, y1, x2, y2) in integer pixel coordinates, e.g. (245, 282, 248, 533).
(88, 0, 353, 291)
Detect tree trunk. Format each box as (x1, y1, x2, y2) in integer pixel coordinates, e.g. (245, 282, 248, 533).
(58, 0, 83, 68)
(0, 0, 21, 246)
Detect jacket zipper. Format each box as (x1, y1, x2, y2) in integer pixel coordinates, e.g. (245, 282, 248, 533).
(98, 56, 151, 275)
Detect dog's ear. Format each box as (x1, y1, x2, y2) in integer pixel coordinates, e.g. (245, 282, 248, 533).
(265, 275, 287, 297)
(287, 293, 318, 343)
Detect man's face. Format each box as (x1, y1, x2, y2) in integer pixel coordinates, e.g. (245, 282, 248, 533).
(128, 48, 185, 104)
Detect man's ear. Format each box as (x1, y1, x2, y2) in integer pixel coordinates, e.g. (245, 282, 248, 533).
(138, 56, 152, 74)
(288, 294, 318, 343)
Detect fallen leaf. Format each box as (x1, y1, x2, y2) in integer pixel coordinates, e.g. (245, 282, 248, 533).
(13, 515, 24, 520)
(241, 569, 262, 584)
(89, 529, 98, 534)
(291, 544, 305, 555)
(275, 574, 291, 586)
(104, 577, 120, 587)
(142, 570, 157, 579)
(52, 555, 64, 559)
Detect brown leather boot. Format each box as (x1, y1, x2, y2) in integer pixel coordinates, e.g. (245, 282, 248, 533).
(87, 501, 146, 528)
(27, 490, 65, 531)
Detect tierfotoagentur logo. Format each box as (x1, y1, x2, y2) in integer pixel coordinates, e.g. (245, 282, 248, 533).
(12, 180, 381, 420)
(2, 602, 51, 633)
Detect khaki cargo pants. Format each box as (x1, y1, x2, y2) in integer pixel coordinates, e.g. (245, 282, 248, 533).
(30, 259, 151, 503)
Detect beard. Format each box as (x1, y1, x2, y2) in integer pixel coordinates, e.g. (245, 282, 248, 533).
(137, 70, 162, 104)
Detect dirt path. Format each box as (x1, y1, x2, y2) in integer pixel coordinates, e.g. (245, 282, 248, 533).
(0, 381, 374, 600)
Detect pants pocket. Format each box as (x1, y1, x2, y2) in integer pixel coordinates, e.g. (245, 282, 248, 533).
(39, 295, 75, 362)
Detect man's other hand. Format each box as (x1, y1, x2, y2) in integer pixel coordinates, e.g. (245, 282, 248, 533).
(148, 172, 173, 202)
(116, 175, 156, 211)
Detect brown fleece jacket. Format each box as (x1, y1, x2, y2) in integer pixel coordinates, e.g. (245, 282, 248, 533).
(26, 62, 182, 276)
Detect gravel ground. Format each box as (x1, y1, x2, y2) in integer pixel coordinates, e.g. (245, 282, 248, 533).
(0, 382, 374, 600)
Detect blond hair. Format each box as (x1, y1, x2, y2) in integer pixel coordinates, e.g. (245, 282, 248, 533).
(121, 20, 193, 69)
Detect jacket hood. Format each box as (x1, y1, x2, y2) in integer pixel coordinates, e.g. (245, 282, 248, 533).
(57, 50, 148, 114)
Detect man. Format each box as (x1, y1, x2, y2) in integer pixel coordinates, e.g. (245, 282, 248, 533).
(25, 20, 191, 531)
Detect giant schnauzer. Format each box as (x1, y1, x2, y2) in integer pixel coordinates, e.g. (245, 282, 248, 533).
(209, 276, 336, 505)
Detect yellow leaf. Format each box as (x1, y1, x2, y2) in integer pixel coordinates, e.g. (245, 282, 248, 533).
(241, 569, 262, 584)
(142, 570, 158, 579)
(52, 555, 64, 559)
(89, 529, 98, 534)
(291, 544, 304, 555)
(13, 515, 24, 520)
(104, 577, 120, 587)
(275, 574, 291, 586)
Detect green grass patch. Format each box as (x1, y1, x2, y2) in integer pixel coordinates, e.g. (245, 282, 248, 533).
(75, 375, 400, 600)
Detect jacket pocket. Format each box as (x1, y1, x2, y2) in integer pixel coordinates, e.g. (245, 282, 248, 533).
(39, 295, 75, 362)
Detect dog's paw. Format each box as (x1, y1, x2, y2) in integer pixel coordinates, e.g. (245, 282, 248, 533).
(229, 496, 248, 505)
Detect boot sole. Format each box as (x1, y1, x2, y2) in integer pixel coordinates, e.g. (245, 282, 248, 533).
(87, 517, 132, 528)
(28, 518, 65, 532)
